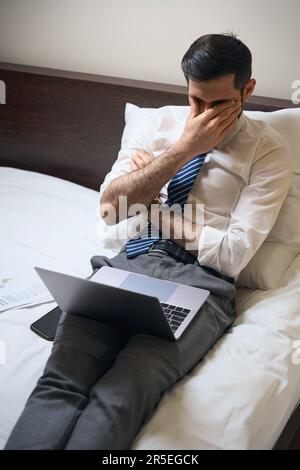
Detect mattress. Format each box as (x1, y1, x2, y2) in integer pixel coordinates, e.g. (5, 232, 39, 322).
(0, 166, 300, 450)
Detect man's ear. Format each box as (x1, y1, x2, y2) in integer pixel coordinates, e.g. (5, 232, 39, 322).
(243, 78, 256, 101)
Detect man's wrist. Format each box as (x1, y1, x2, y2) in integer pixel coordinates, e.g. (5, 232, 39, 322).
(166, 141, 194, 167)
(172, 139, 203, 163)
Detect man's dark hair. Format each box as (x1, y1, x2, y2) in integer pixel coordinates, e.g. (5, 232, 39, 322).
(181, 33, 252, 90)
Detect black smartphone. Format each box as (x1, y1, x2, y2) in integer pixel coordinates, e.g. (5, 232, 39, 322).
(30, 306, 62, 341)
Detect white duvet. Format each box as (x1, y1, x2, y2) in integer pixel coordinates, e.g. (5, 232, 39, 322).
(0, 167, 299, 450)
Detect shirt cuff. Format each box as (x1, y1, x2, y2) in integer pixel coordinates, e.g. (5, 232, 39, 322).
(197, 225, 226, 273)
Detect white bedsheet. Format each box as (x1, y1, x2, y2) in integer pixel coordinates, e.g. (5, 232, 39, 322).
(1, 167, 300, 450)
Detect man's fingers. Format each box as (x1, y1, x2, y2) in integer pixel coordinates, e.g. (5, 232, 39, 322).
(214, 102, 241, 124)
(134, 153, 146, 167)
(200, 99, 237, 123)
(131, 151, 144, 170)
(211, 102, 242, 128)
(133, 150, 152, 160)
(217, 115, 239, 140)
(131, 150, 153, 170)
(217, 114, 240, 137)
(189, 97, 202, 118)
(143, 152, 153, 164)
(131, 160, 139, 171)
(217, 105, 242, 133)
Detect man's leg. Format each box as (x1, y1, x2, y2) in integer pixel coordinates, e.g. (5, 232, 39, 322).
(4, 259, 131, 450)
(65, 252, 236, 450)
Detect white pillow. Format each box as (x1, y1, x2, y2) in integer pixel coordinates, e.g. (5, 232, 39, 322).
(237, 109, 300, 289)
(101, 103, 300, 290)
(122, 102, 190, 157)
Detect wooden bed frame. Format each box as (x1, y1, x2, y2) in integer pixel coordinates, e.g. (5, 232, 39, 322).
(0, 61, 299, 450)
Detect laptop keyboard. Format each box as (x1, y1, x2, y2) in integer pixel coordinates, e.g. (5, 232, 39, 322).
(160, 303, 191, 333)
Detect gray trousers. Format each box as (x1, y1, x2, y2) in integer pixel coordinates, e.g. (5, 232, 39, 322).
(5, 250, 236, 450)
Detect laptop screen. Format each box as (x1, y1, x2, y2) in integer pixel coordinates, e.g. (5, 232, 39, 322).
(119, 273, 177, 301)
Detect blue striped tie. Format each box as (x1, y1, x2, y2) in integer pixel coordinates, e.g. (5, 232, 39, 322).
(125, 153, 206, 258)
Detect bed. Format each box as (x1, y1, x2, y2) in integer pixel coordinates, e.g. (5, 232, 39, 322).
(0, 62, 300, 450)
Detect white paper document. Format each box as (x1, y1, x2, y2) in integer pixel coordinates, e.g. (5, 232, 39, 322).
(0, 266, 54, 312)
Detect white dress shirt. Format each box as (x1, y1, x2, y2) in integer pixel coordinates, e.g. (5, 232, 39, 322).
(97, 112, 293, 281)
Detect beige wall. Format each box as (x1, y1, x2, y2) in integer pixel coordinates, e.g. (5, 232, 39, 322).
(0, 0, 299, 99)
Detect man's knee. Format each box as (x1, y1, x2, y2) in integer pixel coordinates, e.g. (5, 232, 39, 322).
(119, 334, 182, 386)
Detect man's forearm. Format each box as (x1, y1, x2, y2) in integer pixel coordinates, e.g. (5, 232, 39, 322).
(100, 143, 190, 224)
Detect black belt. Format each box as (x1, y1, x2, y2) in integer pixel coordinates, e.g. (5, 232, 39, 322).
(148, 240, 198, 265)
(148, 240, 235, 285)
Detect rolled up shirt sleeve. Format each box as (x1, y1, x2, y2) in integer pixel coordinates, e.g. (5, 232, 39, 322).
(96, 110, 158, 251)
(197, 144, 293, 279)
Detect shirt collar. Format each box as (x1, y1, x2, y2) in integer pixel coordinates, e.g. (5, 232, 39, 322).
(214, 112, 246, 150)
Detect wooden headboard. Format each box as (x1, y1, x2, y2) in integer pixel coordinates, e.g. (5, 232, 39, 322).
(0, 62, 299, 191)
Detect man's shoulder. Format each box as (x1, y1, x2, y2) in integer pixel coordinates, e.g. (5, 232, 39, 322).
(241, 113, 292, 173)
(243, 113, 288, 151)
(243, 114, 293, 180)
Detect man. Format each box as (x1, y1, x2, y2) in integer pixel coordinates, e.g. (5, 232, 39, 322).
(5, 33, 292, 450)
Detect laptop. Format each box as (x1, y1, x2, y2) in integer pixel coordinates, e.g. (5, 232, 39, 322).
(34, 266, 210, 342)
